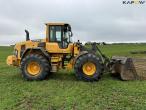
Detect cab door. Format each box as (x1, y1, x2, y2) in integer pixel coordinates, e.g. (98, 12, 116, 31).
(49, 25, 69, 49)
(46, 25, 72, 53)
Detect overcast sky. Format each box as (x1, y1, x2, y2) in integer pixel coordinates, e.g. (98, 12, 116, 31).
(0, 0, 146, 45)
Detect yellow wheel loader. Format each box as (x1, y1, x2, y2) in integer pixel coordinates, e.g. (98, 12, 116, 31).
(6, 22, 146, 81)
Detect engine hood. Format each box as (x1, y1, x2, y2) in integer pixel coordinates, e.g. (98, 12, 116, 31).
(14, 39, 45, 51)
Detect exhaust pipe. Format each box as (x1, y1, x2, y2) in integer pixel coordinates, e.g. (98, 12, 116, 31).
(25, 30, 30, 41)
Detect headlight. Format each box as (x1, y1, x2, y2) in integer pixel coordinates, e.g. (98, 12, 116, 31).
(13, 49, 18, 57)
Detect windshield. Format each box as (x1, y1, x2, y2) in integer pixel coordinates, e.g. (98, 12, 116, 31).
(64, 31, 72, 43)
(63, 25, 73, 43)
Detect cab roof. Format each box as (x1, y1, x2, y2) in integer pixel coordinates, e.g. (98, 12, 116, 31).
(45, 22, 69, 26)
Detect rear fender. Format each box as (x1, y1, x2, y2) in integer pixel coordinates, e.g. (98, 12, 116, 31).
(21, 48, 51, 64)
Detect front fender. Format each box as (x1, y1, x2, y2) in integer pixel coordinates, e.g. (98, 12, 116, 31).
(73, 51, 88, 65)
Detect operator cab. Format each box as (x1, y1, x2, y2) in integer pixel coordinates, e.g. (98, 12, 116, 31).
(46, 23, 73, 48)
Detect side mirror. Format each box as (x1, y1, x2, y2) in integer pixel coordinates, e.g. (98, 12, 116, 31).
(68, 31, 73, 37)
(68, 26, 71, 31)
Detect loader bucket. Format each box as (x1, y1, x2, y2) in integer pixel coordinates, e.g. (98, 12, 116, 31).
(111, 56, 146, 80)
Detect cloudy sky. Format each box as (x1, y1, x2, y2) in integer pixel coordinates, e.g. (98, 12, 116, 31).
(0, 0, 146, 45)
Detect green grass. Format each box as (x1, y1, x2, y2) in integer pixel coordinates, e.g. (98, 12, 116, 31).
(1, 44, 146, 110)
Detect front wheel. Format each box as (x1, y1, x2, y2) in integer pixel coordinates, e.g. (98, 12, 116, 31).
(21, 54, 50, 80)
(74, 53, 103, 81)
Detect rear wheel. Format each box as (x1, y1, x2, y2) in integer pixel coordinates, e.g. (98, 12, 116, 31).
(21, 54, 50, 80)
(74, 53, 103, 81)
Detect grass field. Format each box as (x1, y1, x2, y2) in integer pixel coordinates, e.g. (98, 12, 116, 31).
(1, 44, 146, 110)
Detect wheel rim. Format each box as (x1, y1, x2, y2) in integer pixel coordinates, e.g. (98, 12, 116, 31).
(27, 61, 41, 76)
(82, 62, 96, 76)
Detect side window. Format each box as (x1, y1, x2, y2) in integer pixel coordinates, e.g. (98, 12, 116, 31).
(50, 26, 56, 42)
(55, 26, 61, 42)
(50, 26, 62, 42)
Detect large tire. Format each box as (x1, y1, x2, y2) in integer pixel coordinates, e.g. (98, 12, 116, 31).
(21, 54, 50, 80)
(74, 53, 103, 81)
